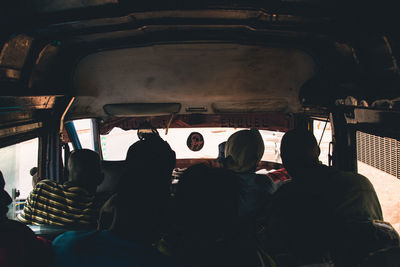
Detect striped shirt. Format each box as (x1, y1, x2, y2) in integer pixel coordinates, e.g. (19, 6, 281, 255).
(17, 180, 100, 228)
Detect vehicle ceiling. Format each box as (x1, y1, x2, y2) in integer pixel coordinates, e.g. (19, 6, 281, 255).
(0, 0, 400, 144)
(71, 44, 316, 118)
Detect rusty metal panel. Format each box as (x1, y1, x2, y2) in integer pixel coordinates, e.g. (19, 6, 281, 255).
(0, 95, 67, 141)
(29, 44, 61, 88)
(0, 35, 33, 81)
(26, 0, 118, 13)
(0, 122, 43, 139)
(0, 96, 59, 110)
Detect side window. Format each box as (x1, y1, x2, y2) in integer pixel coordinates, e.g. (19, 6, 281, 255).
(313, 120, 332, 166)
(356, 131, 400, 233)
(0, 138, 38, 219)
(259, 130, 284, 163)
(101, 128, 138, 160)
(72, 119, 95, 151)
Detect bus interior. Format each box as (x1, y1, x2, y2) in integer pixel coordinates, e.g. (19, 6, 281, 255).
(0, 0, 400, 264)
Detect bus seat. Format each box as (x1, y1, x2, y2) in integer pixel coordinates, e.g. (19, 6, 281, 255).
(97, 160, 126, 195)
(360, 247, 400, 267)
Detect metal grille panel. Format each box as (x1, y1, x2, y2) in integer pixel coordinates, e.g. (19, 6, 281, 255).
(356, 131, 399, 178)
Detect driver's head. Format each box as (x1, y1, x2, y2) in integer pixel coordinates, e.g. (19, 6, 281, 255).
(68, 149, 103, 194)
(124, 134, 176, 189)
(122, 134, 175, 202)
(0, 171, 12, 221)
(224, 128, 264, 173)
(110, 135, 176, 237)
(280, 129, 320, 176)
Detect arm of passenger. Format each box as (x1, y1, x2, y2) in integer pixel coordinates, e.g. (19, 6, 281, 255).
(16, 190, 36, 224)
(260, 175, 279, 195)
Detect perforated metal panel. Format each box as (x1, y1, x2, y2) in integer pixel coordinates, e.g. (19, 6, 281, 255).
(356, 131, 399, 178)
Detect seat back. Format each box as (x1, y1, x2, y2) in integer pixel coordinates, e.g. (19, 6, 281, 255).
(360, 247, 400, 267)
(97, 160, 126, 195)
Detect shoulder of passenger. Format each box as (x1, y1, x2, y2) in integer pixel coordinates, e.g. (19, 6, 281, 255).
(337, 171, 375, 189)
(254, 174, 277, 188)
(53, 230, 95, 246)
(34, 179, 58, 190)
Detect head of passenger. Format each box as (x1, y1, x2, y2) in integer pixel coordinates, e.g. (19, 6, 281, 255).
(0, 171, 12, 222)
(224, 128, 264, 173)
(176, 164, 240, 247)
(110, 134, 176, 240)
(217, 141, 226, 162)
(30, 167, 39, 188)
(280, 129, 321, 177)
(123, 133, 176, 198)
(68, 149, 103, 195)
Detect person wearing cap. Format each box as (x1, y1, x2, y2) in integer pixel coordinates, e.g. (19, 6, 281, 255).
(224, 129, 277, 221)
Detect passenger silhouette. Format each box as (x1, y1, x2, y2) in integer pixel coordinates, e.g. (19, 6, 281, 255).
(52, 134, 177, 267)
(30, 167, 40, 188)
(263, 129, 387, 266)
(224, 129, 277, 221)
(171, 164, 274, 267)
(0, 171, 52, 267)
(18, 149, 104, 228)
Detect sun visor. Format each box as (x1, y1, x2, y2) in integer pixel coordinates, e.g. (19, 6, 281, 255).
(103, 103, 181, 117)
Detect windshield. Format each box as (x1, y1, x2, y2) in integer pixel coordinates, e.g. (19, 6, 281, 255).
(100, 127, 284, 163)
